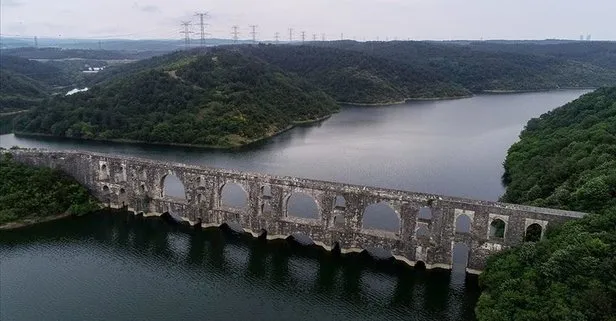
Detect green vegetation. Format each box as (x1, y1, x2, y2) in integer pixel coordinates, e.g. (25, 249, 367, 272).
(0, 55, 79, 114)
(501, 87, 616, 212)
(320, 41, 616, 93)
(14, 49, 339, 147)
(476, 87, 616, 321)
(0, 152, 99, 225)
(241, 45, 469, 103)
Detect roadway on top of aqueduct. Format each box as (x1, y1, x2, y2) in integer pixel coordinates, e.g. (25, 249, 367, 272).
(6, 149, 586, 274)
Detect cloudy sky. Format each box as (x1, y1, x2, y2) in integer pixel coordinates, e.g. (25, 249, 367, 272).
(2, 0, 615, 41)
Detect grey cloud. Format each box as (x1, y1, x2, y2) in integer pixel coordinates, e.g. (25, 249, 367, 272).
(140, 5, 159, 13)
(131, 2, 159, 13)
(1, 0, 24, 7)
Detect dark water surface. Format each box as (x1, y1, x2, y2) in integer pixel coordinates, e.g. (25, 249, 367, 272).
(0, 212, 479, 321)
(0, 90, 589, 320)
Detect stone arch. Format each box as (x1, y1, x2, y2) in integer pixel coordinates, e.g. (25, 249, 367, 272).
(221, 221, 244, 234)
(489, 219, 506, 239)
(334, 195, 346, 210)
(286, 192, 320, 219)
(332, 213, 344, 228)
(118, 165, 126, 181)
(418, 206, 432, 220)
(290, 232, 314, 245)
(100, 164, 109, 180)
(414, 261, 426, 270)
(161, 173, 186, 200)
(364, 246, 394, 260)
(416, 225, 430, 239)
(455, 214, 472, 234)
(119, 188, 127, 207)
(220, 182, 248, 208)
(452, 242, 470, 272)
(261, 185, 272, 198)
(362, 201, 400, 233)
(525, 223, 543, 242)
(102, 185, 110, 205)
(261, 202, 272, 214)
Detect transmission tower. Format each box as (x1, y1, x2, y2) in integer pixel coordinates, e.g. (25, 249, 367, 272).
(195, 12, 209, 46)
(275, 32, 280, 43)
(341, 33, 344, 41)
(34, 36, 38, 48)
(321, 33, 326, 41)
(289, 28, 293, 42)
(249, 25, 258, 43)
(180, 21, 193, 49)
(232, 25, 240, 43)
(301, 31, 306, 43)
(313, 34, 317, 41)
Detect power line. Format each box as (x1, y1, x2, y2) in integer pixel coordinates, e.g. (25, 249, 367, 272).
(249, 25, 258, 43)
(195, 12, 209, 46)
(231, 25, 240, 43)
(180, 21, 193, 49)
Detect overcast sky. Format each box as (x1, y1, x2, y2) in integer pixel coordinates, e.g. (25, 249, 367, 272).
(2, 0, 615, 41)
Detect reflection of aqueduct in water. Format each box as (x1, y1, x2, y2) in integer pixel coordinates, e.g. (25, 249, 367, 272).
(9, 149, 585, 273)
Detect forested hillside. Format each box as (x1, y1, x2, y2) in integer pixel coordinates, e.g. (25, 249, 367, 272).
(13, 49, 339, 147)
(0, 152, 98, 225)
(0, 56, 55, 113)
(319, 41, 616, 92)
(240, 45, 469, 103)
(476, 87, 616, 321)
(468, 41, 616, 70)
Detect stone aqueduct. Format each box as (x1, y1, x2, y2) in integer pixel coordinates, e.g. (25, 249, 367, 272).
(8, 149, 585, 273)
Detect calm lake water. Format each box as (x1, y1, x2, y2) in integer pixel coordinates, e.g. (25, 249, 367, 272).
(0, 90, 590, 320)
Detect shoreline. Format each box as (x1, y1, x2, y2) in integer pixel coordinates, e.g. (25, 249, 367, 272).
(12, 114, 333, 151)
(0, 212, 74, 230)
(481, 87, 596, 94)
(338, 95, 472, 106)
(339, 87, 595, 106)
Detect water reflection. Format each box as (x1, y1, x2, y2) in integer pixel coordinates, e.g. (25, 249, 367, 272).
(0, 211, 480, 321)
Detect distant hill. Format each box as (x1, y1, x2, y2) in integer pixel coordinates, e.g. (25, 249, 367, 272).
(13, 49, 339, 148)
(466, 41, 616, 70)
(239, 45, 469, 103)
(0, 55, 71, 87)
(317, 41, 616, 92)
(1, 47, 154, 60)
(0, 55, 63, 113)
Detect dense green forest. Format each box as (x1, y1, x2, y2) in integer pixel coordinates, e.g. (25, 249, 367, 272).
(476, 87, 616, 321)
(240, 45, 469, 103)
(0, 55, 83, 113)
(0, 152, 98, 225)
(468, 41, 616, 70)
(13, 49, 339, 147)
(318, 41, 616, 92)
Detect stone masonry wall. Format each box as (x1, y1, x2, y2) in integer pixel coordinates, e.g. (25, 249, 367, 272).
(6, 149, 586, 273)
